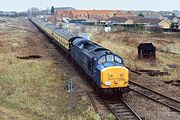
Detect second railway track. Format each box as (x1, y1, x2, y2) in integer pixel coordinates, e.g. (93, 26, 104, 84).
(129, 81, 180, 113)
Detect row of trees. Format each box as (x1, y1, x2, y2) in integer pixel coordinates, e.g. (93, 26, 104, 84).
(26, 6, 55, 16)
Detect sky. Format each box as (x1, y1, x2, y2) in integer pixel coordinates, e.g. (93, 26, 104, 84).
(0, 0, 180, 12)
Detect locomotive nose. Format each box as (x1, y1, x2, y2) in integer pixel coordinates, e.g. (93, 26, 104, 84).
(100, 66, 129, 88)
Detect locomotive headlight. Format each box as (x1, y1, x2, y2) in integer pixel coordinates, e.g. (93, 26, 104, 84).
(110, 74, 113, 78)
(124, 81, 128, 85)
(119, 73, 124, 78)
(104, 81, 111, 86)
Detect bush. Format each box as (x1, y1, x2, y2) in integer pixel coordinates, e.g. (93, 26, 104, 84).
(83, 107, 101, 120)
(106, 114, 117, 120)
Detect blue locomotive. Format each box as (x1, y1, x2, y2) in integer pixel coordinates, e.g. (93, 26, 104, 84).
(29, 17, 129, 94)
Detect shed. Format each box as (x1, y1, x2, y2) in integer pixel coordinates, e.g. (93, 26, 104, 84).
(138, 43, 156, 59)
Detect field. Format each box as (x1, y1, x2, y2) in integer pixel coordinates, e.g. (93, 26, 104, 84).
(0, 17, 100, 120)
(93, 32, 180, 80)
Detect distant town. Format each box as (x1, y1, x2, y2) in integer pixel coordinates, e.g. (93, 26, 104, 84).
(0, 7, 180, 32)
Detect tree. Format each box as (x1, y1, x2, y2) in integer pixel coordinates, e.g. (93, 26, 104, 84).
(170, 22, 178, 31)
(27, 7, 40, 16)
(51, 6, 55, 15)
(138, 13, 144, 17)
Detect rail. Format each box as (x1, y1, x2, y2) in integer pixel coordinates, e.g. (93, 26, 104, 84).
(129, 81, 180, 112)
(87, 92, 142, 120)
(106, 98, 142, 120)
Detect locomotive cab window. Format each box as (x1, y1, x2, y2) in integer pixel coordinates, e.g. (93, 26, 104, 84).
(106, 55, 114, 62)
(98, 56, 106, 64)
(115, 56, 122, 64)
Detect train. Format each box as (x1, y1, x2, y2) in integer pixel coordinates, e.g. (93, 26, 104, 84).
(29, 17, 129, 94)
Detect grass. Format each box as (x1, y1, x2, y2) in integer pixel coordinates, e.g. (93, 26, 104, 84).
(94, 32, 180, 80)
(0, 53, 66, 119)
(0, 17, 101, 120)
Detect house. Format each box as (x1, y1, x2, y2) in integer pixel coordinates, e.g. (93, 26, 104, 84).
(87, 10, 115, 19)
(158, 19, 171, 29)
(106, 17, 134, 24)
(55, 10, 73, 20)
(113, 11, 134, 17)
(55, 10, 88, 21)
(70, 10, 88, 19)
(138, 43, 156, 59)
(134, 18, 161, 26)
(55, 10, 132, 21)
(131, 17, 173, 29)
(171, 17, 179, 23)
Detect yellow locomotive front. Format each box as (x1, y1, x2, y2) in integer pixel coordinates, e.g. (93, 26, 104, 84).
(96, 54, 129, 93)
(100, 66, 129, 89)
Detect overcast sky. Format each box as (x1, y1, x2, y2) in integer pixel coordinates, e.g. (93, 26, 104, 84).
(0, 0, 180, 12)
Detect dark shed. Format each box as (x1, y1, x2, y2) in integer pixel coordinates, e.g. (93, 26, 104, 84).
(138, 43, 156, 59)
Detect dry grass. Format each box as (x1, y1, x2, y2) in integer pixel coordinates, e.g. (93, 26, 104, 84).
(0, 17, 100, 120)
(93, 32, 180, 80)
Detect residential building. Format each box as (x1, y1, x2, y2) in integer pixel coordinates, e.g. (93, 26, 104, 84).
(107, 17, 134, 24)
(134, 18, 162, 26)
(158, 19, 171, 29)
(71, 10, 88, 19)
(55, 10, 73, 20)
(55, 10, 133, 21)
(87, 10, 115, 18)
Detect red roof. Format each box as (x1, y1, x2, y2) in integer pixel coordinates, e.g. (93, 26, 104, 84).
(55, 10, 135, 19)
(56, 10, 66, 15)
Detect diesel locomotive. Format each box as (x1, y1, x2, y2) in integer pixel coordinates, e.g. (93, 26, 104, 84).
(29, 17, 129, 94)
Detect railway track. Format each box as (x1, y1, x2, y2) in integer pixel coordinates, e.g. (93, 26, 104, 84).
(106, 99, 142, 120)
(88, 92, 142, 120)
(129, 81, 180, 113)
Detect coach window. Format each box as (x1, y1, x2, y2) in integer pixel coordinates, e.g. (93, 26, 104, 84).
(98, 56, 106, 64)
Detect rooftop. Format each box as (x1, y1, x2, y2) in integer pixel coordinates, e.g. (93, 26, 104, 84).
(55, 7, 76, 11)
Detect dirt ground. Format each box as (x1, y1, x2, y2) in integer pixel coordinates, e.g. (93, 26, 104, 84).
(0, 17, 100, 120)
(0, 17, 179, 120)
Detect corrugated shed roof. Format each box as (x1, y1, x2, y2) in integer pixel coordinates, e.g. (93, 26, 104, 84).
(138, 43, 156, 50)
